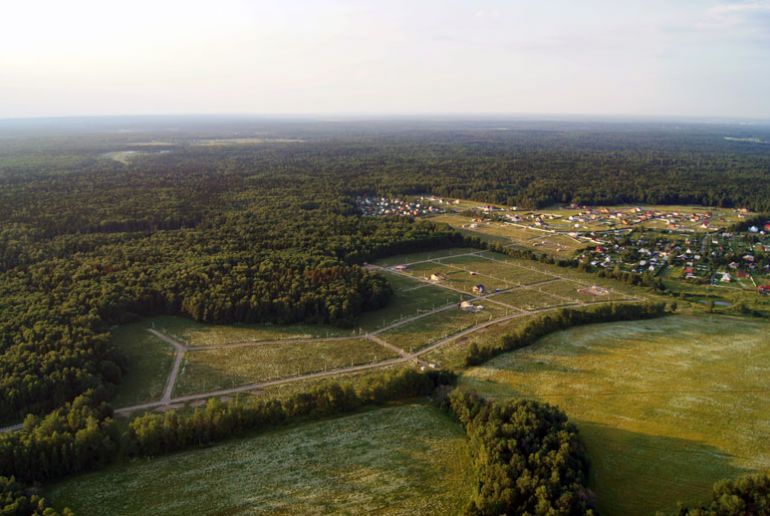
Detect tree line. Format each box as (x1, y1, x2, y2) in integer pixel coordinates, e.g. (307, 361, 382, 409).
(678, 471, 770, 515)
(0, 475, 70, 516)
(466, 302, 668, 366)
(0, 369, 453, 485)
(447, 389, 595, 515)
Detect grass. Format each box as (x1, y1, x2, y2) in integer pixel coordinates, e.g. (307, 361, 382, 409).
(421, 313, 536, 370)
(491, 289, 570, 310)
(110, 322, 175, 407)
(174, 338, 397, 395)
(46, 403, 473, 515)
(152, 315, 353, 347)
(378, 302, 509, 353)
(460, 315, 770, 516)
(353, 270, 466, 331)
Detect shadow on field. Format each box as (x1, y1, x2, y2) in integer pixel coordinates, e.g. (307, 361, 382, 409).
(579, 421, 749, 516)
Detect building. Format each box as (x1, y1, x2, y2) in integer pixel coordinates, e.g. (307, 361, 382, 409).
(460, 300, 484, 312)
(430, 273, 446, 282)
(472, 284, 486, 294)
(759, 285, 770, 296)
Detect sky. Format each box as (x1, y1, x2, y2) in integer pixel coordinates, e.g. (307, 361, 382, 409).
(1, 0, 769, 119)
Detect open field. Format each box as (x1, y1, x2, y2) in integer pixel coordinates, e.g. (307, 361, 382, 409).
(379, 302, 509, 353)
(431, 213, 585, 258)
(421, 314, 536, 370)
(374, 247, 479, 267)
(152, 315, 353, 347)
(46, 403, 473, 515)
(460, 315, 770, 515)
(174, 338, 396, 396)
(353, 271, 466, 331)
(110, 323, 175, 407)
(103, 247, 644, 413)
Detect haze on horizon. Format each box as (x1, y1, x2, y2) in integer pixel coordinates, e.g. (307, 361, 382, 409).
(1, 0, 769, 120)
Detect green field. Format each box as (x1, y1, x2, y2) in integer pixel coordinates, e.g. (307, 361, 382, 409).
(374, 247, 478, 266)
(378, 302, 509, 353)
(354, 271, 466, 331)
(431, 213, 585, 258)
(110, 322, 175, 407)
(175, 338, 397, 395)
(46, 403, 473, 515)
(460, 315, 770, 515)
(152, 315, 353, 347)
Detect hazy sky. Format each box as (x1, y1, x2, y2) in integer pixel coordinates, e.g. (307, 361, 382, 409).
(1, 0, 769, 119)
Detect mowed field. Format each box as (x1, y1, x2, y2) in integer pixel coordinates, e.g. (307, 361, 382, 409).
(46, 403, 473, 515)
(430, 213, 586, 258)
(174, 338, 398, 395)
(460, 315, 770, 515)
(110, 323, 175, 407)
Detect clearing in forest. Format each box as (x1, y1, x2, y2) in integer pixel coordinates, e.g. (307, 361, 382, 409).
(45, 403, 473, 515)
(460, 315, 770, 516)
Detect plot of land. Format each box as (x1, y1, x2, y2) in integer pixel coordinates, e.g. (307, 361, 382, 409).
(174, 338, 396, 395)
(460, 315, 770, 516)
(430, 214, 586, 258)
(379, 302, 509, 353)
(152, 315, 352, 347)
(46, 403, 473, 515)
(110, 322, 175, 407)
(353, 271, 466, 331)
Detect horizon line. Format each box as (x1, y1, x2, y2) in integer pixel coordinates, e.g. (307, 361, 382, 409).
(1, 112, 769, 126)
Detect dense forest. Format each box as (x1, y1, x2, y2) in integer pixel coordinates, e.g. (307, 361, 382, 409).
(1, 118, 768, 422)
(447, 389, 595, 515)
(678, 471, 770, 515)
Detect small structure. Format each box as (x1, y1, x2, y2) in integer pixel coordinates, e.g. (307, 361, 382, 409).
(460, 300, 484, 313)
(577, 285, 609, 297)
(430, 272, 446, 282)
(472, 284, 486, 294)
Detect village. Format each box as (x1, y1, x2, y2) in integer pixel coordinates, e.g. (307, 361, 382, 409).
(356, 195, 446, 217)
(460, 203, 749, 234)
(359, 195, 770, 296)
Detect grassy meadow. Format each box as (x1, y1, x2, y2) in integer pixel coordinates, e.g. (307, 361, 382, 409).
(46, 403, 473, 515)
(379, 302, 509, 353)
(153, 315, 353, 346)
(460, 315, 770, 515)
(110, 322, 175, 407)
(353, 271, 466, 331)
(175, 338, 397, 395)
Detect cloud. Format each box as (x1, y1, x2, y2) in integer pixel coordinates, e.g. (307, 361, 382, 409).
(699, 0, 770, 33)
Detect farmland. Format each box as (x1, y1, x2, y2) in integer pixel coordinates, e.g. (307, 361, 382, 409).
(460, 315, 770, 515)
(109, 247, 642, 412)
(46, 403, 473, 515)
(174, 338, 397, 395)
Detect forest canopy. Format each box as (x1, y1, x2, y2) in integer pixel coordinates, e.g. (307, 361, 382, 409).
(1, 118, 769, 420)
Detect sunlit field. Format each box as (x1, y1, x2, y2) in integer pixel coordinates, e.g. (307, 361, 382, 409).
(460, 315, 770, 515)
(174, 338, 397, 395)
(46, 403, 473, 515)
